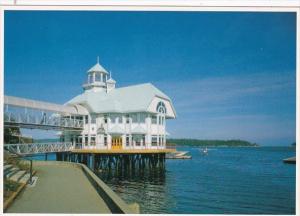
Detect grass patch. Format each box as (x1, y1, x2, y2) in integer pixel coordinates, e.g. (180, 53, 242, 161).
(16, 162, 30, 172)
(4, 152, 30, 171)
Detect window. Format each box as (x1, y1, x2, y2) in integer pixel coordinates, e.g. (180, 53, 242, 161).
(91, 136, 96, 145)
(126, 135, 130, 146)
(151, 115, 157, 124)
(103, 75, 107, 82)
(95, 73, 101, 82)
(85, 135, 88, 144)
(156, 101, 166, 114)
(131, 114, 138, 123)
(91, 115, 96, 124)
(104, 116, 108, 124)
(151, 135, 158, 146)
(104, 135, 107, 146)
(142, 135, 145, 146)
(139, 113, 146, 123)
(110, 115, 117, 123)
(126, 115, 130, 124)
(158, 116, 164, 125)
(88, 74, 93, 83)
(85, 115, 89, 124)
(133, 135, 141, 146)
(159, 135, 163, 146)
(118, 116, 123, 124)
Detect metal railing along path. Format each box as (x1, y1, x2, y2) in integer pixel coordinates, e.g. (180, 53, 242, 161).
(4, 142, 74, 155)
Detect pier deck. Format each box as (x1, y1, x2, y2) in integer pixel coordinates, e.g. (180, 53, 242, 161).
(6, 161, 118, 213)
(283, 156, 296, 164)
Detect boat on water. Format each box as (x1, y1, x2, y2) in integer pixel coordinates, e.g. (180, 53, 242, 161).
(200, 147, 208, 155)
(166, 151, 192, 159)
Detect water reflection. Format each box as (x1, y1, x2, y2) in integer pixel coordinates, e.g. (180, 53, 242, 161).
(95, 166, 174, 213)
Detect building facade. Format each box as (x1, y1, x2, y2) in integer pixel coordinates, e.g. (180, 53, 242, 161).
(63, 59, 176, 150)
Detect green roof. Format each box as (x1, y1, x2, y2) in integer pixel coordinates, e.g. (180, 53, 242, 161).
(67, 83, 172, 114)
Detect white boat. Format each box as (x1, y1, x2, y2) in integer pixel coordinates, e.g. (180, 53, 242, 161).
(166, 151, 192, 159)
(202, 147, 208, 154)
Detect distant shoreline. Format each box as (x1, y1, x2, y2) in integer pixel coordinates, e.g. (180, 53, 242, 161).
(171, 145, 260, 148)
(166, 139, 259, 147)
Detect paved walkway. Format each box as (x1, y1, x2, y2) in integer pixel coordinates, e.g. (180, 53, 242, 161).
(7, 162, 111, 213)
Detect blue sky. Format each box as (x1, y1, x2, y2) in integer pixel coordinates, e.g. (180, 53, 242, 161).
(4, 11, 296, 145)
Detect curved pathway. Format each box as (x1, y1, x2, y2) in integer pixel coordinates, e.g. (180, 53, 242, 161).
(7, 162, 111, 213)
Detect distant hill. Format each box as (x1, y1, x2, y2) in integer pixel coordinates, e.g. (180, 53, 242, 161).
(167, 139, 259, 147)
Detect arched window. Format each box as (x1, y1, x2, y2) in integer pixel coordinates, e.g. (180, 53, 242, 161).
(156, 101, 166, 114)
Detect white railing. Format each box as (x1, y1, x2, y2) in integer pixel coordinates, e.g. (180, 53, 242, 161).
(4, 142, 74, 155)
(76, 143, 167, 150)
(4, 112, 83, 129)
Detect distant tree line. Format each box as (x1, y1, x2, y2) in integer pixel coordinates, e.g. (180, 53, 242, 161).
(166, 138, 259, 147)
(4, 127, 33, 144)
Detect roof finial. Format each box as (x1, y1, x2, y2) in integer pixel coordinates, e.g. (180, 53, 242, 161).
(97, 56, 99, 64)
(110, 70, 112, 79)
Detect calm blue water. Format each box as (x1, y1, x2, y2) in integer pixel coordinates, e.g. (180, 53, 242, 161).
(98, 147, 296, 214)
(29, 147, 296, 214)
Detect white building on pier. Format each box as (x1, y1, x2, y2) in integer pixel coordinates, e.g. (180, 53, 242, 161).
(64, 59, 176, 150)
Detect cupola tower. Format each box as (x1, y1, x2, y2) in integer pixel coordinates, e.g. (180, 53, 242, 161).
(83, 57, 109, 92)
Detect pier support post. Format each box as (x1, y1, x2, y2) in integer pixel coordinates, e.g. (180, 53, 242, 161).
(91, 154, 95, 171)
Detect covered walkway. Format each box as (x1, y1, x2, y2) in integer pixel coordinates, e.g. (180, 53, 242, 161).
(4, 95, 88, 130)
(6, 162, 111, 213)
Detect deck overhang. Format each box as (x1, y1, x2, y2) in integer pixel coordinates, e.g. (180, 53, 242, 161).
(71, 148, 176, 154)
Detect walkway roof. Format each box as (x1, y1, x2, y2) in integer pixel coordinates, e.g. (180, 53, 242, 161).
(4, 95, 88, 115)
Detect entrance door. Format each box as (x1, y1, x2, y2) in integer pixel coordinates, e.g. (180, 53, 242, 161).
(111, 136, 122, 150)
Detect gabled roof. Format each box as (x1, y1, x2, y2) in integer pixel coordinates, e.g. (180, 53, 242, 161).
(67, 83, 172, 114)
(87, 62, 108, 74)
